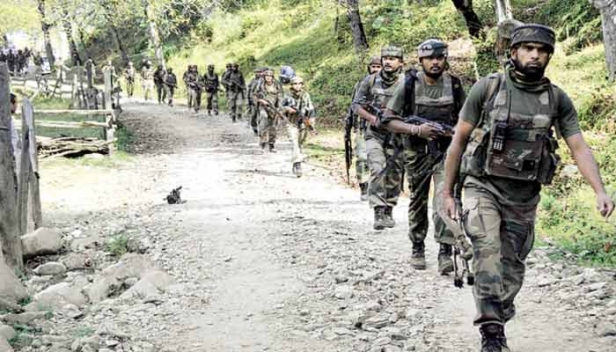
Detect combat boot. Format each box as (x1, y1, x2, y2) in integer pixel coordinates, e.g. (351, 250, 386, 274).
(208, 110, 212, 116)
(373, 206, 386, 231)
(382, 206, 396, 228)
(410, 242, 426, 270)
(480, 324, 510, 352)
(359, 182, 368, 201)
(292, 162, 302, 178)
(438, 243, 454, 275)
(269, 144, 277, 153)
(260, 142, 266, 150)
(215, 110, 219, 116)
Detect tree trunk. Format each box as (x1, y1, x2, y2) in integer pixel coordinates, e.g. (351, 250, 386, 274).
(61, 5, 82, 66)
(37, 0, 56, 68)
(0, 63, 24, 271)
(494, 0, 513, 23)
(591, 0, 616, 81)
(345, 0, 369, 54)
(78, 28, 91, 60)
(451, 0, 483, 38)
(143, 0, 165, 69)
(100, 1, 130, 66)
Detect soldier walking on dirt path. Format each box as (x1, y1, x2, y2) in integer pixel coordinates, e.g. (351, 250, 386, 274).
(223, 63, 246, 123)
(141, 60, 155, 101)
(247, 67, 265, 136)
(349, 56, 382, 201)
(281, 76, 315, 177)
(184, 65, 202, 112)
(352, 46, 405, 231)
(255, 68, 283, 152)
(442, 24, 615, 352)
(203, 64, 220, 116)
(124, 62, 136, 97)
(222, 63, 232, 110)
(154, 64, 167, 104)
(164, 68, 177, 107)
(381, 39, 466, 273)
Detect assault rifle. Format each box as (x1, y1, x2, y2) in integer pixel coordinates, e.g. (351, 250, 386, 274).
(282, 97, 317, 133)
(344, 107, 354, 185)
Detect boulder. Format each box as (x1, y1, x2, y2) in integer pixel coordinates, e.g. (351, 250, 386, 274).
(61, 253, 92, 271)
(1, 312, 47, 325)
(34, 262, 67, 276)
(22, 228, 63, 258)
(26, 282, 87, 311)
(88, 254, 156, 303)
(120, 270, 172, 300)
(0, 259, 28, 306)
(0, 336, 13, 352)
(0, 323, 16, 341)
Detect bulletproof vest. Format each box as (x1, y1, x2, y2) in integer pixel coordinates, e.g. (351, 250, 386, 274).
(259, 81, 281, 106)
(204, 73, 218, 91)
(460, 73, 560, 185)
(142, 68, 154, 80)
(186, 72, 199, 83)
(413, 72, 455, 125)
(369, 72, 404, 110)
(228, 72, 244, 92)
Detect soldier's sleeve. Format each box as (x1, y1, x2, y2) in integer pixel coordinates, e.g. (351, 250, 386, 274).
(452, 76, 467, 120)
(351, 75, 371, 114)
(554, 88, 581, 139)
(304, 92, 315, 113)
(459, 77, 490, 126)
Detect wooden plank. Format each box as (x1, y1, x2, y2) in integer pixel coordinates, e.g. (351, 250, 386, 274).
(36, 109, 114, 116)
(14, 119, 110, 128)
(0, 62, 23, 270)
(23, 98, 42, 229)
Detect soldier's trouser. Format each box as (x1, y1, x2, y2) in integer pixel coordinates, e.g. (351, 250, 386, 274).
(355, 129, 369, 184)
(258, 108, 277, 145)
(206, 91, 218, 111)
(287, 124, 304, 163)
(142, 81, 154, 101)
(366, 136, 403, 208)
(156, 83, 165, 103)
(462, 184, 537, 326)
(165, 86, 175, 104)
(404, 152, 454, 245)
(249, 104, 259, 132)
(126, 80, 134, 97)
(189, 88, 201, 110)
(229, 91, 243, 120)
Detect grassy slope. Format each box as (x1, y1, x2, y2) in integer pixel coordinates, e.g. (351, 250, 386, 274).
(170, 0, 616, 265)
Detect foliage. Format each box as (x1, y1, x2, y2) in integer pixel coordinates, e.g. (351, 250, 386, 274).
(0, 0, 40, 37)
(105, 233, 129, 257)
(115, 124, 134, 152)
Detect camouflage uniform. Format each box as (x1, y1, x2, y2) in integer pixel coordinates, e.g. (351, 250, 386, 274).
(124, 63, 136, 97)
(254, 70, 283, 151)
(247, 68, 264, 135)
(203, 65, 220, 115)
(454, 25, 589, 351)
(223, 64, 246, 122)
(141, 63, 155, 101)
(221, 64, 232, 109)
(352, 47, 405, 230)
(164, 69, 177, 106)
(184, 66, 202, 112)
(154, 66, 167, 104)
(282, 77, 315, 176)
(384, 40, 466, 272)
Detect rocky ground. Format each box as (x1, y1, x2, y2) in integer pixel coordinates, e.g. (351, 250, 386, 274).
(1, 101, 615, 352)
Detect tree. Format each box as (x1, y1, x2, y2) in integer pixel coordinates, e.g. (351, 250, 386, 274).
(37, 0, 56, 68)
(143, 0, 165, 69)
(99, 0, 131, 66)
(590, 0, 616, 81)
(451, 0, 483, 38)
(340, 0, 369, 55)
(58, 0, 82, 65)
(494, 0, 513, 23)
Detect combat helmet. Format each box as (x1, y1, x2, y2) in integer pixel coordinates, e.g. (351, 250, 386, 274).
(510, 23, 556, 53)
(417, 39, 448, 59)
(381, 46, 403, 59)
(367, 56, 381, 73)
(208, 64, 215, 70)
(291, 76, 304, 85)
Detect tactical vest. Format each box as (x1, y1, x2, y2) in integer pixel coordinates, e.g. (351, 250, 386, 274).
(460, 73, 560, 184)
(413, 72, 456, 125)
(204, 73, 219, 92)
(258, 81, 281, 107)
(367, 72, 404, 136)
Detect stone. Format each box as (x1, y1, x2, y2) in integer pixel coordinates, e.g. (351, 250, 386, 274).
(0, 323, 16, 341)
(88, 254, 156, 303)
(587, 290, 609, 300)
(585, 282, 607, 293)
(21, 227, 63, 258)
(1, 312, 48, 325)
(560, 164, 580, 179)
(26, 282, 87, 311)
(364, 313, 390, 329)
(334, 285, 353, 300)
(34, 262, 67, 276)
(597, 322, 616, 337)
(0, 336, 13, 352)
(61, 253, 92, 271)
(119, 270, 172, 300)
(0, 259, 28, 306)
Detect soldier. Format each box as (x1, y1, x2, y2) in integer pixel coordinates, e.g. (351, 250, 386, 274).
(442, 24, 614, 351)
(350, 56, 382, 201)
(124, 62, 136, 97)
(223, 63, 246, 122)
(222, 63, 232, 109)
(164, 68, 178, 107)
(7, 50, 15, 74)
(184, 65, 202, 112)
(352, 46, 405, 231)
(254, 68, 283, 152)
(247, 68, 265, 136)
(382, 39, 466, 272)
(203, 64, 220, 115)
(154, 64, 167, 104)
(141, 60, 155, 101)
(281, 76, 315, 177)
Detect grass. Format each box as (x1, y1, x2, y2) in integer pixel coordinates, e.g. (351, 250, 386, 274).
(105, 233, 130, 257)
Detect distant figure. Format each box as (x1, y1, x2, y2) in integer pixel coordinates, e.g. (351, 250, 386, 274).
(164, 68, 177, 107)
(153, 64, 167, 104)
(140, 60, 155, 101)
(222, 63, 246, 123)
(203, 64, 219, 116)
(123, 62, 136, 97)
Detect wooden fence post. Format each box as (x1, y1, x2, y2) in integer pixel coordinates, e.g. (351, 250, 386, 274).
(18, 99, 42, 232)
(103, 67, 112, 111)
(0, 62, 24, 271)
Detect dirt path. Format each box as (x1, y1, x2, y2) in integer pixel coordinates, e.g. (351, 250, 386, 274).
(40, 102, 616, 352)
